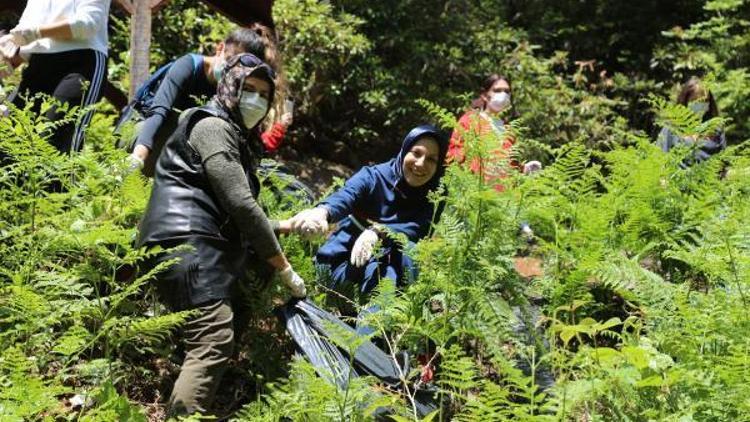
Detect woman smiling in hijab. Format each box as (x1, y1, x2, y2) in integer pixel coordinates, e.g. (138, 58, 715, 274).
(290, 125, 449, 334)
(137, 53, 305, 417)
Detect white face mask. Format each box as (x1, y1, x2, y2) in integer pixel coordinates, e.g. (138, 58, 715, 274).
(689, 101, 709, 116)
(238, 91, 269, 129)
(488, 92, 511, 113)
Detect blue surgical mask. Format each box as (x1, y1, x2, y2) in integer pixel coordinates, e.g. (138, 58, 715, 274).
(689, 101, 709, 116)
(213, 60, 225, 83)
(238, 91, 268, 128)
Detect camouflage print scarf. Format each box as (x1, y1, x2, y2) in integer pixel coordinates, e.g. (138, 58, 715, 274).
(214, 53, 276, 130)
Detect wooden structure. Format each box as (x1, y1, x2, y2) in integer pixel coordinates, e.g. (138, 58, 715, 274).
(114, 0, 170, 98)
(0, 0, 274, 106)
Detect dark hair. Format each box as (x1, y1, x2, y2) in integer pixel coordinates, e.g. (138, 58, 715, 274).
(470, 73, 512, 110)
(224, 27, 266, 61)
(676, 76, 719, 121)
(245, 22, 289, 125)
(246, 22, 280, 72)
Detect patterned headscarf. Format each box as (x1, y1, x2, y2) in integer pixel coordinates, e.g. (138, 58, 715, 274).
(215, 53, 276, 130)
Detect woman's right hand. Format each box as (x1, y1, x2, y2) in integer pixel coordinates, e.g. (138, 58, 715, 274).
(290, 207, 329, 238)
(0, 35, 20, 73)
(9, 27, 41, 47)
(280, 112, 293, 127)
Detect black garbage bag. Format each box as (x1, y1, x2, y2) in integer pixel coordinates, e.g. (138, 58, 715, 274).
(511, 305, 556, 392)
(279, 299, 439, 418)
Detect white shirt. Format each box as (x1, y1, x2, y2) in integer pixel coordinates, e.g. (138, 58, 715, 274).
(18, 0, 110, 56)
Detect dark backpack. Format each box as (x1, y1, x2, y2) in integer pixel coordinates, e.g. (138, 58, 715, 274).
(115, 53, 202, 133)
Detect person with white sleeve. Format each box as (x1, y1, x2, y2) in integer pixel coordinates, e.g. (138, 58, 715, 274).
(0, 0, 110, 154)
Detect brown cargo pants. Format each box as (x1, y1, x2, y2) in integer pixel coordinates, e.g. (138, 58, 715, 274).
(167, 299, 235, 417)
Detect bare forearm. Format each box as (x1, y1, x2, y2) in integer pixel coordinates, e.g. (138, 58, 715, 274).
(266, 253, 290, 271)
(39, 21, 74, 41)
(276, 218, 294, 235)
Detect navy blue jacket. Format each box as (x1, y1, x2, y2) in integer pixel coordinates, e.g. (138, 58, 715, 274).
(316, 125, 449, 267)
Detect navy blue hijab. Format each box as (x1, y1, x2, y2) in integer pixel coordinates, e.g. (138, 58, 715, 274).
(317, 124, 449, 251)
(386, 124, 449, 196)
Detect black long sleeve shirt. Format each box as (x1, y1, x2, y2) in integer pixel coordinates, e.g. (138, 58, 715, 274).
(134, 54, 214, 150)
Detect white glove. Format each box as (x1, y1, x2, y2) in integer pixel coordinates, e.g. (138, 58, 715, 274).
(520, 223, 534, 240)
(279, 266, 307, 298)
(523, 160, 542, 175)
(127, 154, 144, 172)
(0, 34, 18, 79)
(10, 26, 41, 46)
(350, 229, 379, 267)
(0, 35, 19, 68)
(291, 207, 328, 238)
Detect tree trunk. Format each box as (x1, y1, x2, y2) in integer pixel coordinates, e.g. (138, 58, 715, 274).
(128, 0, 152, 98)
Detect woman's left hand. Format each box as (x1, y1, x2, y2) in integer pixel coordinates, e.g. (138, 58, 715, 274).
(523, 161, 542, 175)
(350, 229, 379, 267)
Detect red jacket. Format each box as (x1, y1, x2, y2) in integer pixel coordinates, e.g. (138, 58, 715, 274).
(260, 122, 287, 153)
(447, 110, 516, 190)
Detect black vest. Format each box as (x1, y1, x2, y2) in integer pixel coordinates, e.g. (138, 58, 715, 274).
(138, 105, 262, 249)
(137, 105, 266, 309)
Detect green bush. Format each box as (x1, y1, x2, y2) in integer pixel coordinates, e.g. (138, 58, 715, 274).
(1, 1, 749, 419)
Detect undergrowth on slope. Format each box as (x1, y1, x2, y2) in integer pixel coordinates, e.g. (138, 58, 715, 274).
(1, 92, 749, 421)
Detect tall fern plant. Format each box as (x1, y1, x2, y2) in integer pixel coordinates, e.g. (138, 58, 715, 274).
(0, 99, 189, 420)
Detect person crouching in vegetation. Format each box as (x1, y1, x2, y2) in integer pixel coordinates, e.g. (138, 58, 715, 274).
(127, 24, 292, 176)
(657, 76, 726, 166)
(447, 74, 541, 190)
(290, 125, 448, 335)
(137, 53, 306, 417)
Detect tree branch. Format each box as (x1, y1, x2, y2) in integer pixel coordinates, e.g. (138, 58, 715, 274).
(151, 0, 171, 10)
(114, 0, 135, 15)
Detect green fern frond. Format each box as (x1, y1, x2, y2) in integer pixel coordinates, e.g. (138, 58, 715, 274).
(437, 345, 478, 396)
(108, 310, 195, 353)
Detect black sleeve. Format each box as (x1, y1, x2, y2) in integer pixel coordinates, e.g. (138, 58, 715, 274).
(134, 54, 199, 150)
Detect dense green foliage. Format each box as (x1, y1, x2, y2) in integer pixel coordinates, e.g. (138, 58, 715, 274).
(102, 0, 748, 161)
(1, 89, 749, 420)
(657, 0, 750, 141)
(270, 0, 747, 161)
(1, 0, 749, 420)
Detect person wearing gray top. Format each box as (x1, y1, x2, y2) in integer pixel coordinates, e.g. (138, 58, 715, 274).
(656, 77, 726, 167)
(137, 53, 306, 417)
(189, 116, 283, 255)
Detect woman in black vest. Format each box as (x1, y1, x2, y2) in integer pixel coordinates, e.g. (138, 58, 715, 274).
(138, 53, 305, 416)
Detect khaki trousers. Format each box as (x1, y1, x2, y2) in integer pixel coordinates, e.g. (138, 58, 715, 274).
(167, 299, 235, 417)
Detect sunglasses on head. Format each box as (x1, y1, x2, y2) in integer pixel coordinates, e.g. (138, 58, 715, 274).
(226, 53, 276, 79)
